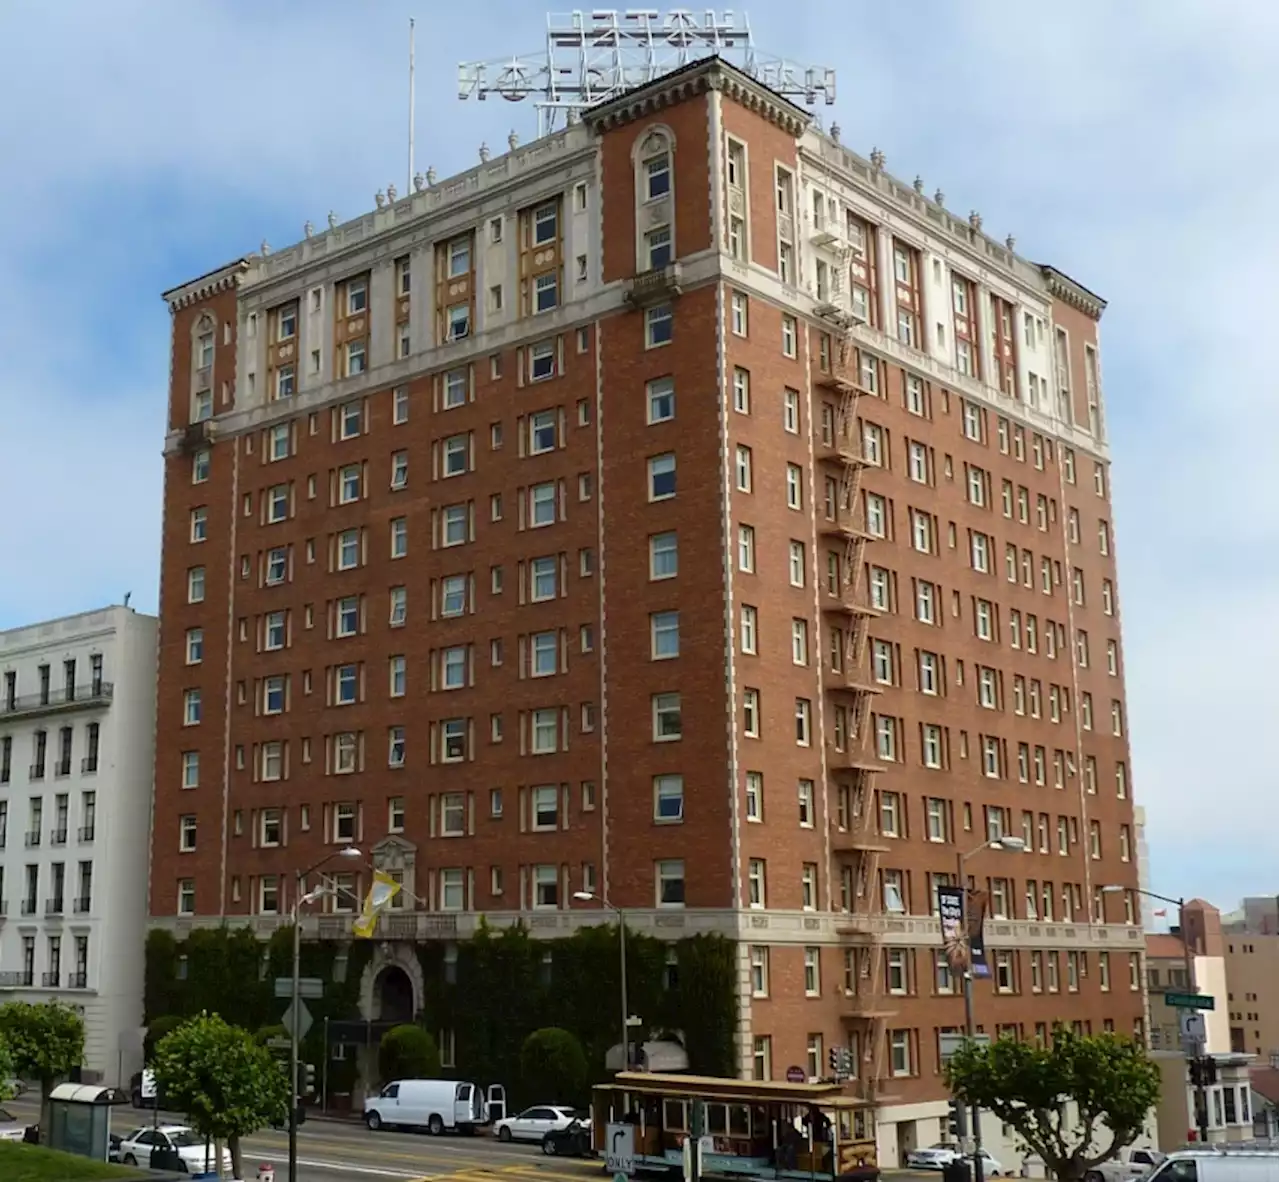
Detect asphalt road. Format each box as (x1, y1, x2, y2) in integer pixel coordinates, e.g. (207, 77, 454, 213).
(3, 1094, 940, 1182)
(4, 1094, 606, 1182)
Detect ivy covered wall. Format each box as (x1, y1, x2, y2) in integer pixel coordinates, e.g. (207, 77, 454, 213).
(144, 922, 737, 1103)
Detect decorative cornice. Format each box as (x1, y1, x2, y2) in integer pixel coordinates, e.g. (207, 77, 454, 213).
(583, 56, 810, 139)
(162, 259, 251, 314)
(1039, 264, 1107, 321)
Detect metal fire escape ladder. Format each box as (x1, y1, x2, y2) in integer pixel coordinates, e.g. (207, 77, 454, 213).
(816, 316, 895, 1104)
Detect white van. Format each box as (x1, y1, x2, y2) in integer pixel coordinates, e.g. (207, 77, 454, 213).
(364, 1079, 488, 1134)
(1147, 1148, 1279, 1182)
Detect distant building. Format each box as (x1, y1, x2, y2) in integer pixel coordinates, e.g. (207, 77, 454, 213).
(1151, 1050, 1259, 1147)
(0, 606, 157, 1084)
(1222, 897, 1279, 1063)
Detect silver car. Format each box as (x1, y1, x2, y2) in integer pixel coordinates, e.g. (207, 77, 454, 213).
(0, 1106, 29, 1143)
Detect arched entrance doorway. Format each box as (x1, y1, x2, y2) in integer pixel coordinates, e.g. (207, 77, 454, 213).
(374, 965, 415, 1024)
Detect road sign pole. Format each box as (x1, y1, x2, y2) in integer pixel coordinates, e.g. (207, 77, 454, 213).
(289, 891, 301, 1182)
(1177, 899, 1210, 1146)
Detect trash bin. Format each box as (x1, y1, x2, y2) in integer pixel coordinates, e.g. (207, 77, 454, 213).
(943, 1158, 973, 1182)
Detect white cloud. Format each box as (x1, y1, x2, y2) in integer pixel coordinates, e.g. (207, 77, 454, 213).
(0, 0, 1274, 904)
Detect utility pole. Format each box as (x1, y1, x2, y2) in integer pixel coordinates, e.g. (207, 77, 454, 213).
(1177, 898, 1210, 1145)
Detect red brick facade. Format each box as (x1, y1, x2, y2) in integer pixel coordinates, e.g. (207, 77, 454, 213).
(152, 59, 1143, 1127)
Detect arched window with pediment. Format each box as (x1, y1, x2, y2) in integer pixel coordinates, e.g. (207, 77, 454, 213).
(631, 125, 676, 275)
(188, 312, 216, 423)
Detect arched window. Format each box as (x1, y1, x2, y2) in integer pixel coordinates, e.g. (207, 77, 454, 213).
(632, 125, 676, 274)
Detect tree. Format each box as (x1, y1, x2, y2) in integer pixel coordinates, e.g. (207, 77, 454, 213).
(378, 1025, 440, 1085)
(144, 1014, 185, 1063)
(153, 1012, 289, 1180)
(521, 1027, 588, 1105)
(945, 1026, 1160, 1182)
(0, 1035, 14, 1102)
(0, 1001, 85, 1139)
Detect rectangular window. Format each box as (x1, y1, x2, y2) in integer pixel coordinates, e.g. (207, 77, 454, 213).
(651, 611, 679, 659)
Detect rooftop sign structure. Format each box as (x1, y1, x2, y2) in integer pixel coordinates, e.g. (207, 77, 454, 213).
(459, 9, 835, 137)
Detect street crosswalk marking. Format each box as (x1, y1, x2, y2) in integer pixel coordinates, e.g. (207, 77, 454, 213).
(427, 1161, 603, 1182)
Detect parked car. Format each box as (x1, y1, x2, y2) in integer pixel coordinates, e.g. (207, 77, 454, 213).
(493, 1105, 578, 1144)
(906, 1145, 961, 1171)
(117, 1124, 232, 1175)
(0, 1107, 28, 1143)
(542, 1117, 594, 1157)
(1084, 1148, 1166, 1182)
(905, 1145, 1009, 1175)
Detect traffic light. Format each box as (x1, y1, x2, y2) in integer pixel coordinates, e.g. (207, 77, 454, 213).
(947, 1098, 968, 1140)
(1189, 1056, 1217, 1087)
(828, 1046, 854, 1082)
(304, 1063, 317, 1097)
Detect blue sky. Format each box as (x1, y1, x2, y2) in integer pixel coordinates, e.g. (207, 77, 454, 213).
(0, 1, 1275, 912)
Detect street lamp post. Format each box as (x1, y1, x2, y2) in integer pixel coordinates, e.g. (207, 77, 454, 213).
(955, 835, 1025, 1182)
(289, 847, 361, 1182)
(1102, 883, 1206, 1143)
(574, 890, 631, 1072)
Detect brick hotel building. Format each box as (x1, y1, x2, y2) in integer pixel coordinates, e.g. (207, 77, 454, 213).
(151, 58, 1145, 1155)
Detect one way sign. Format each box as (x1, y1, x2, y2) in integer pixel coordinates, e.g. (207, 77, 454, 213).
(605, 1123, 635, 1176)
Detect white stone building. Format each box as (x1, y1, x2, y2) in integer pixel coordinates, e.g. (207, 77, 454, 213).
(0, 605, 157, 1084)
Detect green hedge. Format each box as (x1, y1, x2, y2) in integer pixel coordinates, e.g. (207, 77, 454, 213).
(144, 922, 736, 1104)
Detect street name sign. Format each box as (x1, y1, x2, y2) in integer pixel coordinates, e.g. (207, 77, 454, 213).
(939, 1032, 991, 1061)
(1164, 992, 1215, 1011)
(274, 977, 324, 1000)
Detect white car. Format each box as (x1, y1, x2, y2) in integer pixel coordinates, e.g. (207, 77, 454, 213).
(906, 1145, 1008, 1175)
(0, 1106, 28, 1142)
(493, 1105, 578, 1144)
(118, 1124, 232, 1174)
(907, 1146, 963, 1171)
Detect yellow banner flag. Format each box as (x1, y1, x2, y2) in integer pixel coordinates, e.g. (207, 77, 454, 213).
(352, 870, 401, 939)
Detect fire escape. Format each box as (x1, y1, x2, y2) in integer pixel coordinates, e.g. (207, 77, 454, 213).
(815, 310, 896, 1106)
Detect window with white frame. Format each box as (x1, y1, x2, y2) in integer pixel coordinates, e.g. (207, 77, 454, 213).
(530, 709, 558, 755)
(647, 377, 675, 424)
(919, 651, 938, 694)
(530, 864, 558, 909)
(785, 464, 803, 510)
(440, 719, 467, 762)
(737, 525, 755, 572)
(651, 692, 681, 741)
(645, 302, 673, 347)
(528, 340, 555, 381)
(648, 454, 676, 500)
(651, 611, 679, 659)
(653, 774, 684, 822)
(656, 859, 685, 907)
(794, 698, 811, 746)
(876, 716, 897, 762)
(530, 555, 557, 600)
(529, 482, 556, 526)
(747, 859, 766, 907)
(740, 604, 757, 653)
(788, 541, 805, 586)
(649, 531, 677, 579)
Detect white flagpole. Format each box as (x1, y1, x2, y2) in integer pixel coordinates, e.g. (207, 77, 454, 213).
(408, 18, 416, 193)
